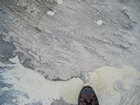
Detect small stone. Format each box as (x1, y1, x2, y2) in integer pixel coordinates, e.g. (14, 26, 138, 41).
(103, 39, 107, 42)
(80, 72, 90, 83)
(12, 99, 16, 102)
(57, 0, 63, 4)
(114, 80, 124, 92)
(47, 11, 55, 16)
(96, 20, 103, 25)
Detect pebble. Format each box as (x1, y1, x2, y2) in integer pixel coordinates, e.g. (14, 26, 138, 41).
(47, 11, 55, 16)
(57, 0, 63, 4)
(96, 20, 103, 25)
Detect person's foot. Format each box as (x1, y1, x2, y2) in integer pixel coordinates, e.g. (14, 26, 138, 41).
(78, 86, 99, 105)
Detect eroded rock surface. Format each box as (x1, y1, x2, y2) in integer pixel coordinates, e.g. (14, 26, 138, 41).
(0, 0, 140, 104)
(0, 0, 140, 80)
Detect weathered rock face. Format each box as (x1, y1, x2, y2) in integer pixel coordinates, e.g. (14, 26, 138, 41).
(0, 0, 140, 81)
(0, 35, 16, 63)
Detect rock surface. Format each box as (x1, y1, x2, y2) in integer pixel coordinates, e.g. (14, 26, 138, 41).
(0, 0, 140, 105)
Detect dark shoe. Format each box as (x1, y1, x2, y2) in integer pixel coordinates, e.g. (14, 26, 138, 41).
(78, 86, 99, 105)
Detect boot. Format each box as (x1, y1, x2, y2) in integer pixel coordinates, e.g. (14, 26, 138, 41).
(78, 86, 99, 105)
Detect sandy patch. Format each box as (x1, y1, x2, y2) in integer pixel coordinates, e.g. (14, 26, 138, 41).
(1, 56, 140, 105)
